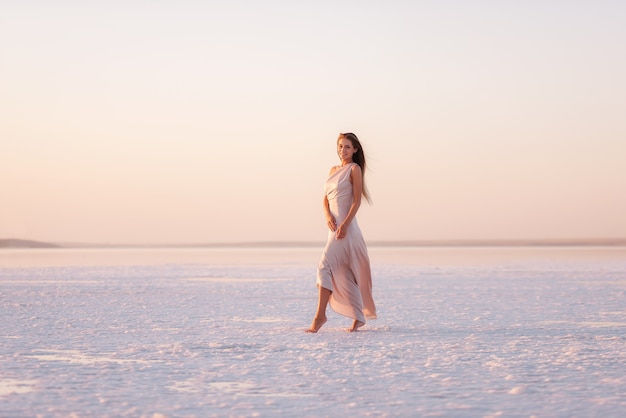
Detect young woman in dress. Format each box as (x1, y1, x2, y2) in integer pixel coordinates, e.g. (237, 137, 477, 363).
(306, 133, 377, 333)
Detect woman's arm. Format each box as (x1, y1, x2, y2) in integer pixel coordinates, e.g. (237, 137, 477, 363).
(324, 166, 339, 232)
(324, 195, 337, 232)
(335, 164, 363, 239)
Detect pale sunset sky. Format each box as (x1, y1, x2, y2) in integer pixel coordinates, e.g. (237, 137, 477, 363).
(2, 1, 625, 244)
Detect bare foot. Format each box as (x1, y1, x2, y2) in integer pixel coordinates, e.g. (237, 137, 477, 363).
(305, 317, 327, 333)
(348, 320, 365, 332)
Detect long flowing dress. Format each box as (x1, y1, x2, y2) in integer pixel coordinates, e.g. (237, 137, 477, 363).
(317, 163, 377, 323)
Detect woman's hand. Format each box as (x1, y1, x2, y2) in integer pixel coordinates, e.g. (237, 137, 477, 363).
(326, 215, 337, 232)
(335, 223, 348, 239)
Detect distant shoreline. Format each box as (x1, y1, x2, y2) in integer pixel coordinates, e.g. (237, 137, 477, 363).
(0, 239, 62, 249)
(2, 238, 626, 249)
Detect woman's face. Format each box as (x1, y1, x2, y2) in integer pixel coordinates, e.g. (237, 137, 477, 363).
(337, 137, 357, 162)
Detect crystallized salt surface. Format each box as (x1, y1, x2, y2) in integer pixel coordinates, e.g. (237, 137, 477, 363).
(1, 247, 625, 417)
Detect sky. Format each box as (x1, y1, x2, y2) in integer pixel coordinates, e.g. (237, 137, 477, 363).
(1, 1, 625, 244)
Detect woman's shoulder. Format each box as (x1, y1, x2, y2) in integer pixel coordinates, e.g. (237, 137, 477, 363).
(329, 163, 359, 175)
(349, 163, 362, 173)
(328, 165, 342, 175)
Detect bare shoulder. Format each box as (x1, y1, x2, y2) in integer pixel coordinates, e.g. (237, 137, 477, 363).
(350, 163, 362, 175)
(328, 165, 341, 175)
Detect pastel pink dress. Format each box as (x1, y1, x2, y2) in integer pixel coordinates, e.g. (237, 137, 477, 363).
(317, 163, 377, 323)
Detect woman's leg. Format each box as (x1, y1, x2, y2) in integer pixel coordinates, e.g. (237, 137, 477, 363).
(348, 319, 365, 332)
(306, 286, 331, 333)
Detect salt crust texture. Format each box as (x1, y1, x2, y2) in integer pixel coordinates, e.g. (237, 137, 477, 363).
(1, 250, 625, 417)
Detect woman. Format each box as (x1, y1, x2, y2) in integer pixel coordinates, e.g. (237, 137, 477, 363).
(306, 132, 377, 333)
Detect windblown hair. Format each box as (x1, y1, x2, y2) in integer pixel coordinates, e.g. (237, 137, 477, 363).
(339, 132, 372, 203)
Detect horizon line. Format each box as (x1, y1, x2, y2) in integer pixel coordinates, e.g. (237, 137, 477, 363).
(2, 237, 626, 249)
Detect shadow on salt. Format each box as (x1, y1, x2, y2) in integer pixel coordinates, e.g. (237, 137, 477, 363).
(27, 349, 153, 365)
(208, 381, 314, 398)
(579, 280, 626, 286)
(0, 379, 38, 397)
(230, 316, 287, 323)
(0, 280, 99, 285)
(541, 320, 626, 328)
(167, 378, 313, 398)
(184, 278, 290, 283)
